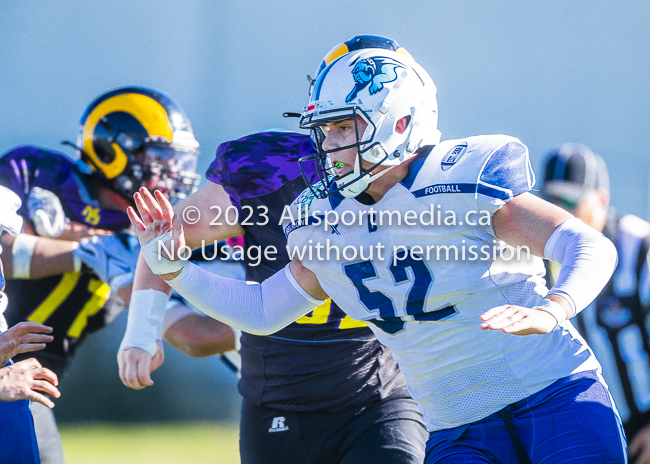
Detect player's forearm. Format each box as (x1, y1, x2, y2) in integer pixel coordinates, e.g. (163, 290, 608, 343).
(1, 233, 78, 279)
(119, 255, 173, 355)
(494, 194, 617, 318)
(133, 254, 172, 294)
(163, 314, 236, 357)
(139, 228, 327, 333)
(166, 263, 324, 335)
(30, 237, 79, 278)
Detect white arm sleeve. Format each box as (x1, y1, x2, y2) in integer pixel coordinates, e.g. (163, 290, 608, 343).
(165, 263, 325, 335)
(544, 217, 618, 315)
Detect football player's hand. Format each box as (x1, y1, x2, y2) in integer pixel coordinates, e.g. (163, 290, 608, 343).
(26, 187, 68, 239)
(479, 305, 557, 335)
(0, 358, 60, 408)
(630, 423, 650, 464)
(127, 188, 185, 252)
(118, 340, 164, 390)
(0, 322, 54, 367)
(127, 188, 187, 279)
(73, 234, 140, 290)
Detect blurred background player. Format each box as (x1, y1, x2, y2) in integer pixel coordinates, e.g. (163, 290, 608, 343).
(541, 143, 650, 464)
(0, 86, 200, 464)
(0, 185, 61, 464)
(119, 36, 428, 464)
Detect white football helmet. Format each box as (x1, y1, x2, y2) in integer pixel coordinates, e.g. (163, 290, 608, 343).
(299, 49, 441, 198)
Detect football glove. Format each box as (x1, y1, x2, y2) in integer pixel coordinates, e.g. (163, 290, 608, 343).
(73, 234, 140, 290)
(27, 187, 67, 238)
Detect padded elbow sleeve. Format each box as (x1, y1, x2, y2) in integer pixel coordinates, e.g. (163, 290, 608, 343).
(544, 218, 618, 315)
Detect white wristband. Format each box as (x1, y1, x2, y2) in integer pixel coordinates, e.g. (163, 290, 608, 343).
(140, 229, 189, 276)
(533, 299, 568, 329)
(120, 289, 169, 356)
(71, 242, 82, 273)
(12, 233, 38, 279)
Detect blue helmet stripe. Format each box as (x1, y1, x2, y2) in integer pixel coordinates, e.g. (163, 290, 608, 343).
(312, 56, 343, 101)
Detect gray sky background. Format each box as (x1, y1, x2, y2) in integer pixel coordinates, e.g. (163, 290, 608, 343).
(2, 0, 649, 217)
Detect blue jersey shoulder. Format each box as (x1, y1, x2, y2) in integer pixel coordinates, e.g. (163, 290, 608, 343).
(478, 139, 534, 198)
(406, 135, 534, 201)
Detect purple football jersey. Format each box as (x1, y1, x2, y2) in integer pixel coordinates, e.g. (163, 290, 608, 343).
(0, 146, 129, 376)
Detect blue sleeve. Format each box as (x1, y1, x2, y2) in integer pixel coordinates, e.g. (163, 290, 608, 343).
(0, 397, 40, 463)
(475, 141, 536, 223)
(478, 141, 535, 201)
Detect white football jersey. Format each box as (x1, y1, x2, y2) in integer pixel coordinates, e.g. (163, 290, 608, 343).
(284, 134, 601, 431)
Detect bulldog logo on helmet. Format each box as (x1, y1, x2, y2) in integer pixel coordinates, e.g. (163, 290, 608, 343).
(345, 57, 405, 103)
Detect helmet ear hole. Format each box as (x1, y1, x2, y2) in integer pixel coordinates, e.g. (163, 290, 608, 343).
(395, 115, 411, 134)
(93, 138, 116, 164)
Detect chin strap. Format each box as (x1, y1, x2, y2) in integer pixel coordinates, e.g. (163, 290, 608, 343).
(338, 151, 397, 198)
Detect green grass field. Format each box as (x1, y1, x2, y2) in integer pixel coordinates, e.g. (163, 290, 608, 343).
(59, 422, 240, 464)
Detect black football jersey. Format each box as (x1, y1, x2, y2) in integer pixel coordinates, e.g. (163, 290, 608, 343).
(205, 132, 409, 411)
